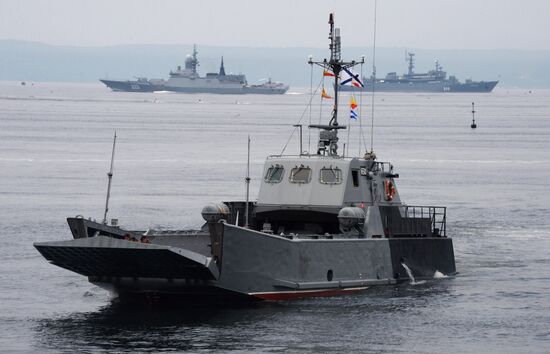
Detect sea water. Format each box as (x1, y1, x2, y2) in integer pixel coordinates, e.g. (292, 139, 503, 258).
(1, 82, 549, 353)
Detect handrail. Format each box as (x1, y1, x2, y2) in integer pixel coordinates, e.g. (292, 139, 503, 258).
(400, 205, 447, 237)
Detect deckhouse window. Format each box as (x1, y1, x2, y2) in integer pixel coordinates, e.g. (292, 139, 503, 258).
(290, 165, 312, 184)
(352, 170, 359, 187)
(320, 167, 342, 184)
(264, 165, 284, 183)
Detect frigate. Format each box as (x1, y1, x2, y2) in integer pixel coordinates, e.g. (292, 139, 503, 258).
(100, 46, 289, 94)
(341, 52, 498, 93)
(35, 14, 456, 302)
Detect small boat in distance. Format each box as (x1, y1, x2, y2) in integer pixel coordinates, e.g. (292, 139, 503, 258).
(35, 14, 456, 303)
(341, 52, 498, 93)
(100, 45, 289, 94)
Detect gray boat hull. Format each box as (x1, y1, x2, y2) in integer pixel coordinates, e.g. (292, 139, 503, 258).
(214, 224, 455, 300)
(163, 85, 289, 95)
(99, 79, 163, 92)
(341, 80, 498, 93)
(35, 221, 455, 301)
(100, 79, 289, 94)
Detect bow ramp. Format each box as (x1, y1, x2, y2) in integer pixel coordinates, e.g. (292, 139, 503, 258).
(34, 236, 219, 280)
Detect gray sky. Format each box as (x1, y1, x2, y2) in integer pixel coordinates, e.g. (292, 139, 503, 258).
(1, 0, 549, 50)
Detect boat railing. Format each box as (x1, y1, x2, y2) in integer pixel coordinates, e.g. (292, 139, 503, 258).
(400, 205, 447, 237)
(266, 155, 394, 170)
(266, 154, 347, 159)
(370, 161, 393, 173)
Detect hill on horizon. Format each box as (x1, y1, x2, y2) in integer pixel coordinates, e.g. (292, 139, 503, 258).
(1, 40, 549, 88)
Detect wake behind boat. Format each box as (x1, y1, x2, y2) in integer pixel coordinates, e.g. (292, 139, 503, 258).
(100, 45, 289, 95)
(36, 14, 455, 303)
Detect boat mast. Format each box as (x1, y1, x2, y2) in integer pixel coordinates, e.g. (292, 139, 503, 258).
(328, 14, 342, 127)
(219, 56, 226, 76)
(191, 44, 199, 74)
(102, 131, 117, 225)
(407, 52, 415, 76)
(244, 135, 251, 228)
(308, 13, 363, 157)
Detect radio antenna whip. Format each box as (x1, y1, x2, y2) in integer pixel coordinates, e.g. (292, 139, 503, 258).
(370, 0, 378, 153)
(102, 131, 117, 225)
(245, 135, 251, 228)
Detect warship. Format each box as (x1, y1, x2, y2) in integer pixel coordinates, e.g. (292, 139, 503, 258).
(341, 52, 498, 93)
(35, 14, 456, 302)
(100, 46, 289, 94)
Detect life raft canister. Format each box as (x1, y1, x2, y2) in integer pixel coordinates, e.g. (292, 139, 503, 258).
(384, 179, 396, 201)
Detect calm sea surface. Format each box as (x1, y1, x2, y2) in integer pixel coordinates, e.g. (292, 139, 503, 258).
(1, 82, 549, 353)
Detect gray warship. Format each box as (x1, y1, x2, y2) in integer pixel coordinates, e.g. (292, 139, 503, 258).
(341, 52, 498, 93)
(100, 46, 289, 94)
(35, 15, 455, 302)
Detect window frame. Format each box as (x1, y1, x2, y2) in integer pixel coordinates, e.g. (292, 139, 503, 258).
(289, 165, 312, 184)
(319, 166, 343, 185)
(264, 164, 285, 184)
(351, 169, 360, 187)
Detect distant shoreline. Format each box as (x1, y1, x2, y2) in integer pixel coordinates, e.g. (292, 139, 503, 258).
(1, 40, 549, 88)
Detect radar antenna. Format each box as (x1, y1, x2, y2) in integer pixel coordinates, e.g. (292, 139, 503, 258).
(308, 13, 364, 156)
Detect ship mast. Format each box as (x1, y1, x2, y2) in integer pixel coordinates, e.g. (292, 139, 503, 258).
(406, 52, 415, 76)
(191, 44, 199, 74)
(308, 13, 364, 157)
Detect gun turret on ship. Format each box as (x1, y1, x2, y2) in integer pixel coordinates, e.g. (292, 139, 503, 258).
(341, 52, 498, 93)
(100, 45, 289, 94)
(36, 14, 455, 302)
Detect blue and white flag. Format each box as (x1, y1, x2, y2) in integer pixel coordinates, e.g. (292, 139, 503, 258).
(340, 67, 364, 88)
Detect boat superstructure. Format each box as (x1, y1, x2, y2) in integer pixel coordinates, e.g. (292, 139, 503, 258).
(100, 45, 289, 94)
(36, 14, 455, 302)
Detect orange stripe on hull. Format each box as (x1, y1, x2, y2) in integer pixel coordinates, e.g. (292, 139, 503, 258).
(250, 287, 368, 301)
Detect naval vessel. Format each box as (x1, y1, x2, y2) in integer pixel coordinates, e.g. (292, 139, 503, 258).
(341, 52, 498, 93)
(100, 46, 289, 94)
(35, 14, 456, 302)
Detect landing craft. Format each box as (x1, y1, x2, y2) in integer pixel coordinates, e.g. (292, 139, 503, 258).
(35, 14, 456, 302)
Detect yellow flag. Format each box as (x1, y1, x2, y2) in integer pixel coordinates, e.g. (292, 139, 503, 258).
(321, 88, 332, 99)
(350, 95, 358, 120)
(350, 95, 358, 109)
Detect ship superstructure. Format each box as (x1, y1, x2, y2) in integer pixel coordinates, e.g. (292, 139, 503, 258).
(36, 14, 455, 302)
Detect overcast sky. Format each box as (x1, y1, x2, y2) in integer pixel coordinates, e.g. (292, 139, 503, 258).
(1, 0, 549, 50)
